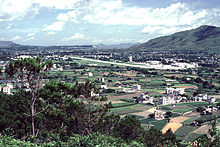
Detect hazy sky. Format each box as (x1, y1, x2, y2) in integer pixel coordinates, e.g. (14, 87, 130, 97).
(0, 0, 220, 46)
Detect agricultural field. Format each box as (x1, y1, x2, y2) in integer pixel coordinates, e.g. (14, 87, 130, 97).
(46, 55, 220, 144)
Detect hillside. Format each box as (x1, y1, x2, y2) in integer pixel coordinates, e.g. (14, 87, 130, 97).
(0, 41, 16, 47)
(128, 25, 220, 53)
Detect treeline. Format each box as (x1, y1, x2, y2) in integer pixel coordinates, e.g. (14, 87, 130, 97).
(0, 81, 181, 146)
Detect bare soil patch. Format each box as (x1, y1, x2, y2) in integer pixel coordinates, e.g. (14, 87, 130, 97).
(162, 116, 189, 133)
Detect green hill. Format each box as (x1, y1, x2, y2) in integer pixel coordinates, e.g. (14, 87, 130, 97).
(128, 25, 220, 53)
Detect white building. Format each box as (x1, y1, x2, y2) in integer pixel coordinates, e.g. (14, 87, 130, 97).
(100, 85, 107, 89)
(0, 83, 13, 95)
(135, 93, 154, 104)
(166, 87, 185, 95)
(147, 61, 161, 65)
(192, 94, 208, 102)
(129, 56, 133, 62)
(159, 95, 185, 105)
(133, 84, 141, 90)
(207, 97, 216, 103)
(88, 72, 93, 77)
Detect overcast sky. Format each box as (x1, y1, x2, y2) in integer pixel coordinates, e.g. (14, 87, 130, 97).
(0, 0, 220, 46)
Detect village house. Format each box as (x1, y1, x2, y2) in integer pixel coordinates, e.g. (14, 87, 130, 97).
(0, 83, 13, 95)
(154, 110, 165, 120)
(135, 93, 154, 104)
(100, 85, 107, 89)
(192, 94, 215, 103)
(88, 72, 93, 77)
(166, 87, 185, 95)
(133, 84, 141, 90)
(159, 95, 186, 105)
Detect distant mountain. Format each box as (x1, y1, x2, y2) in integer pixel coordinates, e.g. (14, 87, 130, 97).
(95, 43, 139, 49)
(0, 41, 17, 47)
(128, 25, 220, 53)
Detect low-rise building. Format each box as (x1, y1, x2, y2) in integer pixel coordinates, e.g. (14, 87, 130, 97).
(133, 84, 141, 90)
(166, 87, 185, 95)
(154, 110, 165, 120)
(135, 93, 154, 104)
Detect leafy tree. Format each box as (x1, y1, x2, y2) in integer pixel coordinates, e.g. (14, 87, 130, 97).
(5, 57, 53, 137)
(0, 92, 29, 138)
(73, 80, 111, 135)
(143, 127, 163, 146)
(113, 115, 143, 142)
(95, 113, 120, 135)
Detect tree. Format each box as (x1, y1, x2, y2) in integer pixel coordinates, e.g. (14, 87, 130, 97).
(74, 80, 111, 135)
(5, 57, 53, 137)
(113, 115, 143, 141)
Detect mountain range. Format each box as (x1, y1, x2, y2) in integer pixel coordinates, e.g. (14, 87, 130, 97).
(1, 25, 220, 53)
(128, 25, 220, 53)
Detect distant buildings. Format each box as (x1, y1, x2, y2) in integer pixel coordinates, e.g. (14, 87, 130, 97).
(154, 110, 165, 120)
(192, 94, 216, 103)
(0, 83, 13, 95)
(88, 72, 93, 77)
(133, 84, 141, 90)
(159, 87, 186, 105)
(159, 95, 186, 105)
(129, 56, 133, 62)
(166, 87, 185, 95)
(135, 93, 154, 104)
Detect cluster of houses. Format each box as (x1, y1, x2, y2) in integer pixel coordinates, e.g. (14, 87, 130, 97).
(159, 87, 187, 105)
(191, 94, 216, 103)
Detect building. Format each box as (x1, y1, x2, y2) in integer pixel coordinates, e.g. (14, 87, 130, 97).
(0, 83, 13, 95)
(100, 85, 107, 89)
(129, 56, 133, 62)
(159, 95, 185, 105)
(133, 84, 141, 90)
(192, 94, 213, 102)
(88, 72, 93, 77)
(154, 110, 165, 120)
(207, 97, 216, 103)
(98, 77, 105, 82)
(135, 93, 154, 104)
(166, 87, 185, 95)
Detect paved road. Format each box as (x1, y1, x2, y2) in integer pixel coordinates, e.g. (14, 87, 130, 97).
(71, 56, 184, 70)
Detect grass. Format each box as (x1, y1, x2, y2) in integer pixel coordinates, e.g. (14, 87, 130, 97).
(172, 113, 181, 117)
(151, 119, 167, 130)
(143, 89, 164, 92)
(173, 84, 196, 87)
(183, 117, 199, 124)
(111, 102, 136, 108)
(112, 108, 142, 115)
(175, 125, 198, 138)
(111, 104, 144, 111)
(139, 118, 155, 124)
(120, 98, 135, 103)
(183, 133, 201, 143)
(173, 108, 194, 113)
(127, 115, 145, 120)
(160, 106, 172, 111)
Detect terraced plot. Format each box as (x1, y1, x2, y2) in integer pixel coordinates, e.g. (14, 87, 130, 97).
(162, 116, 189, 133)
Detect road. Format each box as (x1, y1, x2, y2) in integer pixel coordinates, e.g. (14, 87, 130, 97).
(71, 56, 185, 70)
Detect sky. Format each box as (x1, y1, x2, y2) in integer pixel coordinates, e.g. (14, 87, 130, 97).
(0, 0, 220, 46)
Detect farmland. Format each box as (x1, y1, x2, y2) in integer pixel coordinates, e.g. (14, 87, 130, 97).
(1, 47, 219, 145)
